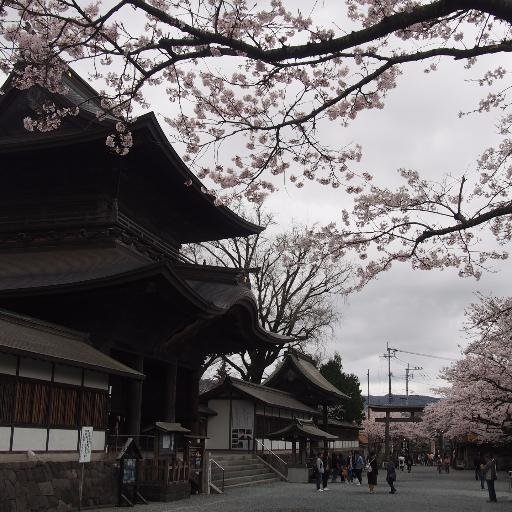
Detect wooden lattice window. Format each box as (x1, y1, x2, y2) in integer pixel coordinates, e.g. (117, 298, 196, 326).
(0, 376, 15, 425)
(81, 390, 107, 428)
(49, 386, 79, 427)
(14, 380, 49, 425)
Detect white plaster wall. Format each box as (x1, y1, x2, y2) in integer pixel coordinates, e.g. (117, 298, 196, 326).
(12, 428, 47, 451)
(0, 427, 11, 451)
(231, 400, 254, 450)
(19, 358, 52, 380)
(92, 430, 105, 451)
(54, 365, 82, 386)
(0, 354, 17, 375)
(83, 370, 108, 390)
(48, 429, 78, 451)
(205, 399, 231, 450)
(330, 440, 359, 449)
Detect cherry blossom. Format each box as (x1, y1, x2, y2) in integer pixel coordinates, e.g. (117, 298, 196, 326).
(1, 1, 512, 282)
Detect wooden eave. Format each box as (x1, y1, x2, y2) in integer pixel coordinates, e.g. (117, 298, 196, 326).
(0, 261, 286, 346)
(0, 74, 263, 242)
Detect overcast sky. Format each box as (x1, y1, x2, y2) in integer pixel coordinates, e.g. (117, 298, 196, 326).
(262, 54, 508, 398)
(2, 1, 509, 399)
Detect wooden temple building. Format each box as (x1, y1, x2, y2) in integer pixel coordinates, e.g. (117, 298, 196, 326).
(0, 65, 287, 477)
(201, 351, 360, 455)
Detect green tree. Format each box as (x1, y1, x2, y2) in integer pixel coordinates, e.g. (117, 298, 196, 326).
(320, 352, 365, 424)
(213, 359, 231, 384)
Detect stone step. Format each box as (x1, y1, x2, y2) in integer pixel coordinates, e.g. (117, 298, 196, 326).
(216, 471, 276, 487)
(224, 465, 270, 475)
(222, 477, 280, 490)
(211, 460, 263, 470)
(211, 454, 259, 462)
(211, 468, 271, 483)
(223, 467, 272, 479)
(212, 463, 266, 472)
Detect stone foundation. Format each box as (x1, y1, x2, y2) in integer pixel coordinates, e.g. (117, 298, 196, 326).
(139, 482, 190, 502)
(0, 460, 118, 512)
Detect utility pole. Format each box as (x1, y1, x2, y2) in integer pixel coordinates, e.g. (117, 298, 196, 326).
(367, 369, 370, 420)
(405, 363, 423, 405)
(382, 342, 396, 403)
(382, 343, 396, 461)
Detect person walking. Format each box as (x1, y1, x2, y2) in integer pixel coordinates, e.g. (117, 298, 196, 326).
(443, 453, 451, 473)
(474, 452, 482, 482)
(322, 451, 330, 490)
(366, 451, 378, 493)
(354, 451, 364, 485)
(482, 454, 498, 502)
(331, 452, 340, 483)
(406, 453, 413, 473)
(478, 453, 486, 490)
(315, 452, 324, 492)
(347, 452, 354, 484)
(386, 459, 397, 494)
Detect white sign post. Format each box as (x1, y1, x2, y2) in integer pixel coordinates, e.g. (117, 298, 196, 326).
(78, 427, 93, 510)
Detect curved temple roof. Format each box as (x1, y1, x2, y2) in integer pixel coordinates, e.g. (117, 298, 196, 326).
(201, 376, 320, 416)
(0, 67, 263, 243)
(0, 254, 291, 348)
(265, 350, 350, 401)
(266, 418, 338, 441)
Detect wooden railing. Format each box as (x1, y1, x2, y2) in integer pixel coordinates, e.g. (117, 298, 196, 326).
(139, 459, 190, 485)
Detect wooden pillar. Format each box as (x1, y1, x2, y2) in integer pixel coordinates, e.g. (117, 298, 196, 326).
(384, 411, 390, 461)
(128, 355, 144, 436)
(323, 404, 328, 450)
(292, 439, 297, 465)
(163, 360, 178, 422)
(189, 368, 200, 434)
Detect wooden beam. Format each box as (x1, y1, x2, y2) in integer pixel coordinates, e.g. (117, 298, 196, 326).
(375, 417, 421, 423)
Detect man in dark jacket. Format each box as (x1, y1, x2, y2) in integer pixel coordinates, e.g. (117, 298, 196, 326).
(386, 460, 397, 494)
(483, 455, 498, 502)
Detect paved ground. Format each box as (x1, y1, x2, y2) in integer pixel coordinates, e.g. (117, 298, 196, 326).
(94, 467, 512, 512)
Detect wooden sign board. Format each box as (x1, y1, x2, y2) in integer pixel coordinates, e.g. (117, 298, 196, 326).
(79, 427, 94, 463)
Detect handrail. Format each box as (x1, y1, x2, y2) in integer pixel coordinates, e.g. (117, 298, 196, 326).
(210, 458, 225, 472)
(255, 439, 287, 465)
(209, 458, 225, 492)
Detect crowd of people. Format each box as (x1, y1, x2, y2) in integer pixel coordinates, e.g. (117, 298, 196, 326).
(313, 449, 500, 502)
(313, 451, 380, 493)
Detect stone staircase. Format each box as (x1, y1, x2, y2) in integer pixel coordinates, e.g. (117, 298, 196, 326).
(210, 453, 281, 491)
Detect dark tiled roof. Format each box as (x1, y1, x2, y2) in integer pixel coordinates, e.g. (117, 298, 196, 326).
(0, 309, 143, 378)
(265, 351, 350, 400)
(208, 377, 320, 415)
(267, 419, 338, 441)
(154, 422, 190, 433)
(0, 247, 149, 291)
(328, 418, 362, 430)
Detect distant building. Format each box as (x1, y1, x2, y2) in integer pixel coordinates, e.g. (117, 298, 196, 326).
(201, 351, 360, 455)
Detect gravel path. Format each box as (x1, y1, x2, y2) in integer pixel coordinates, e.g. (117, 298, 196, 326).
(91, 466, 512, 512)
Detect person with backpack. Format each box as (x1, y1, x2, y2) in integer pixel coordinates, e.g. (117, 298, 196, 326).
(315, 452, 324, 491)
(354, 451, 364, 485)
(366, 451, 379, 493)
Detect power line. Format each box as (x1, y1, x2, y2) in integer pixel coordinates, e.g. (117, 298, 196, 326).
(389, 347, 456, 362)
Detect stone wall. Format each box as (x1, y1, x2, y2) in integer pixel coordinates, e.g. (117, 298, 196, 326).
(0, 460, 118, 512)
